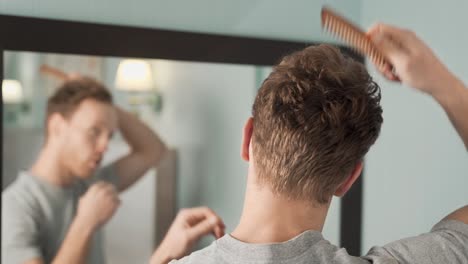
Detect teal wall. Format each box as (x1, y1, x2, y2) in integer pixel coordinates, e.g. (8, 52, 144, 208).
(0, 0, 360, 42)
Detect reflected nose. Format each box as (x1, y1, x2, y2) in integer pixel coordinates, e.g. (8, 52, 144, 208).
(96, 136, 110, 154)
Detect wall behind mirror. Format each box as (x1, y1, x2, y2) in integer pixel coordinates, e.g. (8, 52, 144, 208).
(0, 0, 360, 43)
(3, 50, 342, 263)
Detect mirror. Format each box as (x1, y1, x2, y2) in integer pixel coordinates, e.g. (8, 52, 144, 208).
(1, 14, 363, 263)
(3, 50, 341, 263)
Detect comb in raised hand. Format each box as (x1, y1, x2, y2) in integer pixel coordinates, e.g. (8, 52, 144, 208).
(321, 6, 392, 71)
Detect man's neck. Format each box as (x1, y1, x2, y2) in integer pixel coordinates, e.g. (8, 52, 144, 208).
(30, 145, 75, 187)
(232, 174, 330, 244)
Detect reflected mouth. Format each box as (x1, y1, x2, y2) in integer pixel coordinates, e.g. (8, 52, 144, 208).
(89, 157, 102, 169)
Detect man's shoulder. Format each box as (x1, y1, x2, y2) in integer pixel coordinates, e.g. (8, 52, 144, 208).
(171, 242, 219, 264)
(3, 174, 34, 201)
(2, 173, 46, 216)
(364, 220, 468, 264)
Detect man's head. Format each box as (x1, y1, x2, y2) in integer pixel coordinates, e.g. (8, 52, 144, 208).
(45, 77, 117, 179)
(242, 44, 383, 204)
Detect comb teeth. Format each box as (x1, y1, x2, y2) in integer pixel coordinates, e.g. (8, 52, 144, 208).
(321, 7, 390, 70)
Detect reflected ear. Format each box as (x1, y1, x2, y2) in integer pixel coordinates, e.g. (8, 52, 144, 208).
(334, 161, 363, 197)
(240, 117, 254, 161)
(48, 113, 67, 139)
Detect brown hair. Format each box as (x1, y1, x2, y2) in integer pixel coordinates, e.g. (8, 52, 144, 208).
(252, 44, 383, 204)
(46, 77, 112, 131)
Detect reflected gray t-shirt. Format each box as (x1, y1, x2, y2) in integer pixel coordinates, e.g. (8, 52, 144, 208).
(172, 220, 468, 264)
(2, 166, 118, 264)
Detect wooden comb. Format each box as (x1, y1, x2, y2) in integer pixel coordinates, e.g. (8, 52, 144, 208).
(321, 6, 391, 70)
(40, 64, 69, 81)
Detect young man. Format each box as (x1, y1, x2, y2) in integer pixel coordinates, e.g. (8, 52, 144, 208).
(170, 24, 468, 263)
(2, 77, 225, 264)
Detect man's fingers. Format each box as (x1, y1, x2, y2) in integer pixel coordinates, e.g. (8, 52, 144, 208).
(176, 207, 225, 242)
(178, 207, 223, 224)
(87, 182, 120, 205)
(367, 23, 414, 81)
(187, 216, 224, 241)
(102, 185, 120, 204)
(111, 195, 121, 205)
(368, 23, 411, 43)
(89, 181, 107, 190)
(101, 183, 118, 194)
(380, 66, 399, 81)
(213, 225, 225, 239)
(67, 72, 82, 80)
(368, 23, 411, 59)
(388, 72, 400, 82)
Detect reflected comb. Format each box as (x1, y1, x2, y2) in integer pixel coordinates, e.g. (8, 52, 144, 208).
(321, 6, 391, 70)
(40, 64, 69, 81)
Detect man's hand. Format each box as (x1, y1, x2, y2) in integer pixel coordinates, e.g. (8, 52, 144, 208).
(367, 23, 457, 95)
(367, 23, 468, 149)
(150, 207, 225, 264)
(76, 181, 121, 231)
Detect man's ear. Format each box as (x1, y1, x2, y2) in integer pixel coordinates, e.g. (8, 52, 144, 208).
(240, 117, 254, 161)
(48, 113, 67, 139)
(334, 161, 363, 197)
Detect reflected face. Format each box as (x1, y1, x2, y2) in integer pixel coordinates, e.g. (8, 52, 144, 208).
(59, 99, 117, 179)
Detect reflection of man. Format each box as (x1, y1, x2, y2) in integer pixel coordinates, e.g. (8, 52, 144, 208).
(2, 77, 224, 264)
(170, 25, 468, 264)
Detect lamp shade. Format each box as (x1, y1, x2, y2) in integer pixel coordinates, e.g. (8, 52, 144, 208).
(2, 79, 24, 103)
(115, 59, 154, 91)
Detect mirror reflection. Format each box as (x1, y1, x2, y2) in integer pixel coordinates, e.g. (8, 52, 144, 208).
(2, 50, 342, 263)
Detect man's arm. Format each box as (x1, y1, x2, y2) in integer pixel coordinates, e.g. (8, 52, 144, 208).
(368, 23, 468, 149)
(444, 205, 468, 224)
(50, 216, 95, 264)
(368, 24, 468, 224)
(113, 107, 168, 192)
(432, 78, 468, 151)
(51, 182, 120, 264)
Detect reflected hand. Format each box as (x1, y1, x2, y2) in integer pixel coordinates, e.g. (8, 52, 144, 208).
(39, 64, 82, 81)
(150, 207, 225, 264)
(76, 181, 121, 231)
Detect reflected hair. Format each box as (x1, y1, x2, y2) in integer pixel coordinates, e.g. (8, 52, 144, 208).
(45, 77, 112, 136)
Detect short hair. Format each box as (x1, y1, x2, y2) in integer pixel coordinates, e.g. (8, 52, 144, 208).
(251, 44, 383, 204)
(46, 77, 112, 131)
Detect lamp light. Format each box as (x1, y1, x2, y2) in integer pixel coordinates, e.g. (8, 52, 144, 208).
(115, 59, 154, 91)
(2, 79, 24, 104)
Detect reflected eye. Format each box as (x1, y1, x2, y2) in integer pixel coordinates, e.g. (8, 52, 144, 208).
(88, 127, 101, 138)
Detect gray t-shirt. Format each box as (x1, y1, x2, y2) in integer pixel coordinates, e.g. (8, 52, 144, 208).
(171, 220, 468, 264)
(2, 166, 118, 264)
